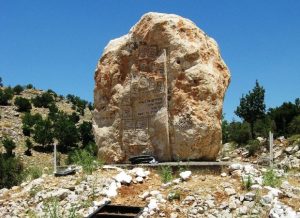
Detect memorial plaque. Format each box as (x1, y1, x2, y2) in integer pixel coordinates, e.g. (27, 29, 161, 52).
(121, 96, 131, 106)
(123, 119, 135, 130)
(139, 44, 148, 59)
(136, 118, 148, 129)
(122, 106, 132, 119)
(148, 46, 157, 59)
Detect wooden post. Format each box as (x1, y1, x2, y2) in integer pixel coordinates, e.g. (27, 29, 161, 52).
(53, 143, 57, 173)
(163, 49, 172, 160)
(269, 131, 274, 167)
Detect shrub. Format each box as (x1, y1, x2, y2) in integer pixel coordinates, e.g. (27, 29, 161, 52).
(288, 115, 300, 135)
(254, 116, 276, 138)
(0, 155, 24, 189)
(14, 97, 32, 112)
(13, 85, 24, 95)
(242, 175, 253, 190)
(0, 87, 14, 105)
(246, 139, 260, 157)
(26, 84, 34, 89)
(67, 149, 100, 174)
(32, 92, 54, 108)
(24, 138, 33, 156)
(263, 168, 282, 187)
(22, 125, 31, 136)
(79, 121, 94, 146)
(227, 121, 251, 145)
(69, 112, 80, 123)
(22, 112, 43, 127)
(23, 166, 42, 180)
(66, 94, 88, 116)
(159, 166, 173, 183)
(2, 137, 16, 157)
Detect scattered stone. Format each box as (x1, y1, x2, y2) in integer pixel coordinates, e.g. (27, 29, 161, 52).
(179, 171, 192, 181)
(114, 171, 132, 184)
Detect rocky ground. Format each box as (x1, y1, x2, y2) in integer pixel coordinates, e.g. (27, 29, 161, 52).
(0, 160, 299, 218)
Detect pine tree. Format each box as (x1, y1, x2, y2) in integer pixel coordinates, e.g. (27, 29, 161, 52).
(235, 80, 266, 139)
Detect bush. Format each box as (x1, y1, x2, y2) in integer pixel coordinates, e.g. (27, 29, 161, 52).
(0, 87, 14, 105)
(254, 116, 276, 138)
(14, 97, 32, 112)
(241, 175, 253, 190)
(2, 137, 16, 157)
(22, 125, 31, 136)
(24, 138, 33, 156)
(263, 168, 282, 187)
(159, 166, 173, 183)
(26, 84, 34, 89)
(13, 85, 24, 95)
(32, 92, 54, 108)
(79, 121, 94, 146)
(23, 166, 42, 180)
(227, 121, 251, 145)
(66, 94, 88, 116)
(67, 149, 100, 174)
(22, 112, 43, 127)
(246, 139, 261, 157)
(288, 115, 300, 135)
(0, 155, 24, 189)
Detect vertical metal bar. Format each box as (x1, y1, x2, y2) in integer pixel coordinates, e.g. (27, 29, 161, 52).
(53, 143, 57, 173)
(269, 131, 273, 167)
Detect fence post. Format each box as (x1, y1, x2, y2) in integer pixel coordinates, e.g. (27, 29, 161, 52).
(53, 143, 57, 174)
(269, 131, 274, 167)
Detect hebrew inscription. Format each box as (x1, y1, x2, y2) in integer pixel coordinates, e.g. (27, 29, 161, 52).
(121, 43, 168, 145)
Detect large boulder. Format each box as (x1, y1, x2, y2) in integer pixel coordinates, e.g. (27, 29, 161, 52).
(93, 12, 230, 163)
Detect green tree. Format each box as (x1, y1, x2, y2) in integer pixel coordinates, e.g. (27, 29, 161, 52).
(0, 87, 14, 105)
(0, 77, 3, 87)
(227, 121, 251, 145)
(53, 112, 79, 151)
(268, 99, 300, 136)
(288, 115, 300, 135)
(22, 113, 42, 136)
(235, 80, 266, 139)
(33, 118, 54, 147)
(32, 92, 54, 108)
(13, 85, 24, 95)
(79, 121, 94, 146)
(14, 97, 32, 112)
(2, 138, 16, 157)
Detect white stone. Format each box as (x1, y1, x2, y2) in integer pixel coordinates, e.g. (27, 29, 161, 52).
(221, 172, 227, 177)
(225, 188, 236, 196)
(148, 199, 159, 211)
(179, 171, 192, 180)
(136, 176, 144, 183)
(114, 171, 132, 184)
(229, 164, 243, 172)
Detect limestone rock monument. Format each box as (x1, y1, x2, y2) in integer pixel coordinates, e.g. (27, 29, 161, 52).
(93, 12, 230, 163)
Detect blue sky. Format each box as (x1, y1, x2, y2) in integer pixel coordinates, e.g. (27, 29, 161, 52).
(1, 1, 299, 120)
